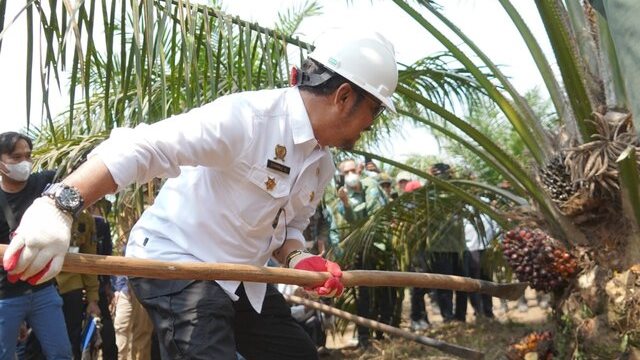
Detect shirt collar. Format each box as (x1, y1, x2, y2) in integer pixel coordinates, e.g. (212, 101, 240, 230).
(286, 88, 318, 155)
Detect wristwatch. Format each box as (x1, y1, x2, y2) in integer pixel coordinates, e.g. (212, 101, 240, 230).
(42, 183, 85, 217)
(285, 249, 311, 268)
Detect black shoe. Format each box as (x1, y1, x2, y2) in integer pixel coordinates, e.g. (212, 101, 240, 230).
(484, 312, 495, 319)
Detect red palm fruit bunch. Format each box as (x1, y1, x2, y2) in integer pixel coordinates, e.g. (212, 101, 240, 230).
(506, 330, 554, 360)
(502, 227, 578, 292)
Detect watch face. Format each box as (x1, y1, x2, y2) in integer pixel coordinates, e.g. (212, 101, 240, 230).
(59, 187, 82, 209)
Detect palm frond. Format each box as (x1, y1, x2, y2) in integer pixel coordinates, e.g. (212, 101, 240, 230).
(535, 0, 598, 139)
(274, 0, 322, 34)
(394, 0, 547, 165)
(499, 0, 578, 141)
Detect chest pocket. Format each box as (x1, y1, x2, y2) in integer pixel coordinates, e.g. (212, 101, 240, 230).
(235, 165, 291, 229)
(293, 183, 317, 214)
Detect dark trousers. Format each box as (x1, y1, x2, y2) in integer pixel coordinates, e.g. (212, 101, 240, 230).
(431, 252, 468, 322)
(298, 312, 326, 348)
(61, 289, 84, 359)
(467, 250, 495, 318)
(410, 287, 429, 322)
(129, 278, 317, 360)
(98, 288, 118, 360)
(356, 286, 394, 340)
(355, 255, 395, 341)
(410, 252, 431, 322)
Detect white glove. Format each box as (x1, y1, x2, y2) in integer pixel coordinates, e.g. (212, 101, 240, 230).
(2, 197, 73, 285)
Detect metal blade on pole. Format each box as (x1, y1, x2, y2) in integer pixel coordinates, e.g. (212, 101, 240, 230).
(284, 294, 485, 359)
(0, 245, 527, 300)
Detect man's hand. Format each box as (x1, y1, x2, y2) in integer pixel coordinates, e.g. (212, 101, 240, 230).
(18, 322, 30, 342)
(86, 300, 102, 318)
(2, 197, 73, 285)
(102, 282, 115, 304)
(289, 252, 344, 297)
(337, 186, 349, 205)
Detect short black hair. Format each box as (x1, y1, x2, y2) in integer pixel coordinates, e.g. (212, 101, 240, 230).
(0, 132, 33, 156)
(298, 58, 365, 108)
(430, 163, 451, 176)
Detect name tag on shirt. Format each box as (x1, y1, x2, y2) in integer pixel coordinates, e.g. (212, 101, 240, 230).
(267, 159, 290, 175)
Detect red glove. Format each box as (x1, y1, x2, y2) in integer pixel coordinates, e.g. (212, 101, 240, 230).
(290, 253, 344, 297)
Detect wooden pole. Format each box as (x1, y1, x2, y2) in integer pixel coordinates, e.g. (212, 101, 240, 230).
(284, 294, 484, 359)
(0, 245, 527, 300)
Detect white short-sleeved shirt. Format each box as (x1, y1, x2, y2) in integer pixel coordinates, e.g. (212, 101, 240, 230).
(90, 87, 335, 312)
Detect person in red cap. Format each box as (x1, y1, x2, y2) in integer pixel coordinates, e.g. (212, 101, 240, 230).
(404, 180, 422, 193)
(402, 179, 432, 331)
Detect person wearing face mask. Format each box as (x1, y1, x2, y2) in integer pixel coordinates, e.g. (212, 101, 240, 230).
(336, 159, 395, 350)
(337, 159, 387, 223)
(0, 131, 72, 359)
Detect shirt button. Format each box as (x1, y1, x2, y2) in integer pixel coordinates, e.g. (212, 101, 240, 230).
(316, 168, 320, 176)
(309, 191, 315, 202)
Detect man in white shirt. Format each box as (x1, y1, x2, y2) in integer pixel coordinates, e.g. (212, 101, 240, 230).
(3, 28, 398, 360)
(464, 212, 496, 319)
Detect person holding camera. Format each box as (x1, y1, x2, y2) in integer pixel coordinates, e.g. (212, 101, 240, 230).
(337, 159, 394, 349)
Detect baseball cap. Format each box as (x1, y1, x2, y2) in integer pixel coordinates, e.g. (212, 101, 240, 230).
(404, 180, 423, 192)
(378, 172, 392, 185)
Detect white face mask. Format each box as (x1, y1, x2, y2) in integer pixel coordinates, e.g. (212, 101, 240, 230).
(362, 170, 378, 179)
(1, 160, 33, 182)
(345, 172, 361, 188)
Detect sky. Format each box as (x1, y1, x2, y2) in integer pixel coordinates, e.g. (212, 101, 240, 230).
(0, 0, 552, 160)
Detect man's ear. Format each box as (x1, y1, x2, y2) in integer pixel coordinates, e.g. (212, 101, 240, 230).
(333, 83, 355, 110)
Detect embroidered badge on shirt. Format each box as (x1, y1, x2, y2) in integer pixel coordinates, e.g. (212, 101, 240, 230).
(267, 159, 290, 175)
(274, 144, 287, 161)
(265, 177, 276, 191)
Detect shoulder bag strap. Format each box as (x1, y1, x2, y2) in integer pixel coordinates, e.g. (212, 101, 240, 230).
(0, 190, 17, 231)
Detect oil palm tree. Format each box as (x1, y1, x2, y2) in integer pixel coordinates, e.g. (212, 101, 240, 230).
(4, 0, 640, 357)
(351, 1, 640, 357)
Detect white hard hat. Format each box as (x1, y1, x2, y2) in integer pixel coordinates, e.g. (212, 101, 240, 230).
(309, 28, 398, 113)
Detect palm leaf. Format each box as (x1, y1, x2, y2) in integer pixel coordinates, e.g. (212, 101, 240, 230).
(499, 0, 578, 141)
(616, 146, 640, 230)
(535, 0, 597, 139)
(394, 0, 546, 165)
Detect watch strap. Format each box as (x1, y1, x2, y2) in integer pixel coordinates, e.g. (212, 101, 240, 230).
(285, 249, 311, 268)
(42, 182, 84, 217)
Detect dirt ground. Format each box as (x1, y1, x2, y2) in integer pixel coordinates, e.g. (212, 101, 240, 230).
(321, 287, 550, 359)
